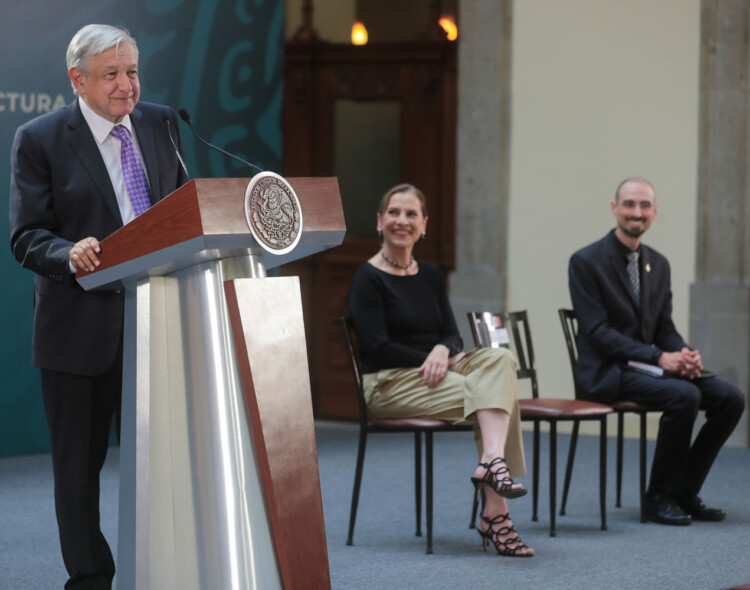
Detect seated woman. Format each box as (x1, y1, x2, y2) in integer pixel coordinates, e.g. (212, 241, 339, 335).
(347, 183, 533, 557)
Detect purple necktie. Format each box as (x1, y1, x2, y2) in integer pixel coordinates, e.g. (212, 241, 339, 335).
(110, 125, 152, 216)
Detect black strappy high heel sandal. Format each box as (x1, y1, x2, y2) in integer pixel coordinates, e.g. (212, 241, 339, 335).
(477, 513, 534, 557)
(471, 457, 527, 499)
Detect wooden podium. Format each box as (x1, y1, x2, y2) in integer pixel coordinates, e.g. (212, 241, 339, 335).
(77, 177, 344, 590)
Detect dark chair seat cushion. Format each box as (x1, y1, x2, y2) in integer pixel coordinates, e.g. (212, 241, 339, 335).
(609, 400, 649, 412)
(519, 398, 613, 419)
(369, 416, 468, 430)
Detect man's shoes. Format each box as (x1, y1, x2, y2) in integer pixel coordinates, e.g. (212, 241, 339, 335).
(644, 493, 692, 526)
(677, 495, 726, 522)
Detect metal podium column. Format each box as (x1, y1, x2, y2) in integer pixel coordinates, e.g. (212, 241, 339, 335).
(118, 251, 281, 590)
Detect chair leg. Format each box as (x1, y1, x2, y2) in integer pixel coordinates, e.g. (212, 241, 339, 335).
(532, 421, 540, 522)
(559, 420, 580, 516)
(414, 432, 422, 537)
(425, 432, 434, 554)
(616, 411, 624, 508)
(346, 428, 368, 546)
(640, 412, 647, 523)
(549, 420, 557, 537)
(600, 416, 608, 531)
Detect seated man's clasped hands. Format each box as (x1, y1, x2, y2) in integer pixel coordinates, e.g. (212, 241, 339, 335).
(658, 347, 703, 379)
(348, 184, 533, 557)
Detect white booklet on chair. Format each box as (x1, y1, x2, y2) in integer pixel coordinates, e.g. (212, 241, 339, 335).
(489, 327, 509, 347)
(626, 360, 665, 377)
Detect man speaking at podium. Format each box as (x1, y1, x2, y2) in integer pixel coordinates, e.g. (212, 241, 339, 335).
(9, 24, 188, 589)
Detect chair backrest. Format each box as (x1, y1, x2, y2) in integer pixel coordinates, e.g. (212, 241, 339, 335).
(558, 308, 578, 371)
(339, 317, 369, 427)
(467, 311, 510, 350)
(468, 310, 540, 399)
(558, 308, 580, 397)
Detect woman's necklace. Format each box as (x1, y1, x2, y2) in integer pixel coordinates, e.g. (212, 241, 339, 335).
(381, 249, 414, 270)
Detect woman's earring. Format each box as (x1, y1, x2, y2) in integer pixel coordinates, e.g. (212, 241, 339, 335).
(377, 229, 383, 237)
(420, 232, 426, 241)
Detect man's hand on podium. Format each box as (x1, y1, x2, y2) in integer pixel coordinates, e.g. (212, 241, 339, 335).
(69, 237, 101, 273)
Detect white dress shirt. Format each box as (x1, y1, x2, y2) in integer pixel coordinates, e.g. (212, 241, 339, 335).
(78, 96, 151, 226)
(70, 98, 151, 272)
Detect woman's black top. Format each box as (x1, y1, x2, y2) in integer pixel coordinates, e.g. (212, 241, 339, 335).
(347, 262, 463, 374)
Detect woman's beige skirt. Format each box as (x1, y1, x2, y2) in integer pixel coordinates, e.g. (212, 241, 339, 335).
(362, 347, 525, 477)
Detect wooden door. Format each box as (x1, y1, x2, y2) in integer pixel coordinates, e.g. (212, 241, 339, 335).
(282, 41, 457, 418)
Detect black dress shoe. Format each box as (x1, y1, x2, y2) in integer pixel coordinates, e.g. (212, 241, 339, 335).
(677, 495, 726, 522)
(645, 493, 692, 526)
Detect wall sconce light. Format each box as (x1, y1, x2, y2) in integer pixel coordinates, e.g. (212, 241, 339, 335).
(438, 17, 458, 41)
(351, 21, 368, 45)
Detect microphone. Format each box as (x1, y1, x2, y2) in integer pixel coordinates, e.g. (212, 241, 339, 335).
(178, 108, 264, 175)
(164, 117, 190, 179)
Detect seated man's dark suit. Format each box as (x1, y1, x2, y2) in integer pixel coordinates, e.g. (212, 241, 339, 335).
(9, 99, 188, 586)
(569, 229, 744, 504)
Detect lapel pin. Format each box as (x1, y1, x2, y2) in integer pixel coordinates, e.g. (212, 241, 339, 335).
(645, 263, 651, 273)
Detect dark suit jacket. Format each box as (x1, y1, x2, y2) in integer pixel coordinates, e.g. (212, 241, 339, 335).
(9, 99, 188, 376)
(568, 229, 687, 402)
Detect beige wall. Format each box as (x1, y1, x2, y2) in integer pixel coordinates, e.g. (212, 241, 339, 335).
(507, 0, 701, 433)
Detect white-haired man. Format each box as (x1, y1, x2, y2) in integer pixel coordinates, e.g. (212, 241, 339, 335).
(9, 24, 188, 588)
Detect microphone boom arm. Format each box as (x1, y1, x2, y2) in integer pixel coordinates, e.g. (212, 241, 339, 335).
(178, 108, 264, 175)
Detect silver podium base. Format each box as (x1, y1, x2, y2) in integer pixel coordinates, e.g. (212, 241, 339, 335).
(118, 250, 281, 590)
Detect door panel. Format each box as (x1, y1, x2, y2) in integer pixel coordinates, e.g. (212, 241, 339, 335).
(283, 42, 456, 418)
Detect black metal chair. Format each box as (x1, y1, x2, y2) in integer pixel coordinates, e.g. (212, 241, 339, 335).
(558, 308, 653, 523)
(468, 310, 612, 536)
(340, 317, 473, 554)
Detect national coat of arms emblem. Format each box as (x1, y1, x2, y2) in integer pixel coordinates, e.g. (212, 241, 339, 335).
(244, 172, 303, 255)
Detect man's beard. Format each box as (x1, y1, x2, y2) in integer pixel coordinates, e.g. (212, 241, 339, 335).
(620, 219, 646, 238)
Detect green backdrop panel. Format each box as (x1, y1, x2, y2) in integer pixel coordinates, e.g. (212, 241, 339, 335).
(0, 0, 283, 457)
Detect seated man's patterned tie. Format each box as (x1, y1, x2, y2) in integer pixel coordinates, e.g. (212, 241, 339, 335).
(627, 251, 640, 308)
